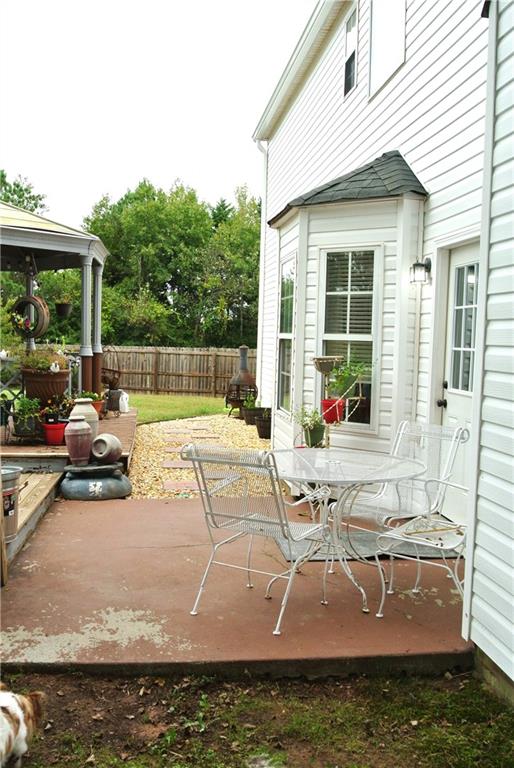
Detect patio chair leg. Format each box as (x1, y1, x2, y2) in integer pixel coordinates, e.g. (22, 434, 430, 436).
(335, 548, 369, 613)
(321, 551, 330, 605)
(190, 548, 217, 616)
(375, 553, 386, 618)
(272, 559, 301, 636)
(246, 535, 254, 588)
(387, 555, 395, 594)
(412, 545, 422, 593)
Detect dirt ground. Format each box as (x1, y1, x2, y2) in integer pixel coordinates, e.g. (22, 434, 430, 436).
(3, 671, 513, 768)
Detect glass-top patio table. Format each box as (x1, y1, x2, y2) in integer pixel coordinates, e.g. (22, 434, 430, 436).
(273, 447, 425, 490)
(272, 448, 426, 610)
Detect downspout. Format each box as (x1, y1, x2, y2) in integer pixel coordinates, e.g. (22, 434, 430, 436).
(255, 139, 269, 399)
(410, 200, 425, 421)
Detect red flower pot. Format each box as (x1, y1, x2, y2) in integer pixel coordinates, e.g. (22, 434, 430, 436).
(43, 421, 66, 445)
(321, 398, 345, 424)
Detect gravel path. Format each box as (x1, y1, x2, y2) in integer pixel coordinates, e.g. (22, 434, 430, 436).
(129, 414, 271, 499)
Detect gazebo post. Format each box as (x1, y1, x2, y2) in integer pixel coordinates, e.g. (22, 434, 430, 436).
(25, 268, 36, 353)
(80, 253, 93, 392)
(92, 261, 103, 395)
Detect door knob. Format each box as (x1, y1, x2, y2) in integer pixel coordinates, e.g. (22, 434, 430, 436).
(437, 398, 447, 408)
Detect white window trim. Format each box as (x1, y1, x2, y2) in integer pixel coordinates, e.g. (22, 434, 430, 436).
(276, 252, 297, 415)
(316, 244, 384, 436)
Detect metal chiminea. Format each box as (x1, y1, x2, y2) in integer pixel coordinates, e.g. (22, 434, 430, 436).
(225, 345, 258, 417)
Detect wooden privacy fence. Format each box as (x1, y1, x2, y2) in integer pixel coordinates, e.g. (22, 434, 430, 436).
(102, 346, 257, 396)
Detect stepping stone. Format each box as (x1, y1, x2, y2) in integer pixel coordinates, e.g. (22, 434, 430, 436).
(161, 459, 191, 469)
(162, 480, 199, 491)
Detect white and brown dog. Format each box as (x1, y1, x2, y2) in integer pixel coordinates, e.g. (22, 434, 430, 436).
(0, 682, 45, 767)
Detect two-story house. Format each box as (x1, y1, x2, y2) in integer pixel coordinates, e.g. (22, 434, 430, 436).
(253, 0, 513, 690)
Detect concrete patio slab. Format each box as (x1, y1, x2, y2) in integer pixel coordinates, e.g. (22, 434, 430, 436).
(0, 499, 473, 678)
(161, 460, 193, 469)
(162, 480, 199, 490)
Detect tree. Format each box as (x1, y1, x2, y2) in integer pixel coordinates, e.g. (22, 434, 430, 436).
(201, 187, 261, 347)
(0, 170, 46, 213)
(210, 198, 234, 230)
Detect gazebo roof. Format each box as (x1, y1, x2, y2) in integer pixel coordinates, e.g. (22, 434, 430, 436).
(0, 201, 108, 271)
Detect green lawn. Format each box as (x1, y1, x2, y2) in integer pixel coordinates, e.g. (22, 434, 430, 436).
(129, 393, 227, 424)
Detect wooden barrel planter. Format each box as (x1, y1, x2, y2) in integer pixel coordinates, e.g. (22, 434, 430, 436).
(11, 296, 50, 339)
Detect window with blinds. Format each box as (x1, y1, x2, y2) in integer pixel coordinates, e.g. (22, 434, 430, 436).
(278, 258, 295, 412)
(323, 250, 375, 425)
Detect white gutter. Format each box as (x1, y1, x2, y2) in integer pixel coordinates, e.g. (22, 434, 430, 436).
(255, 139, 269, 398)
(253, 0, 347, 141)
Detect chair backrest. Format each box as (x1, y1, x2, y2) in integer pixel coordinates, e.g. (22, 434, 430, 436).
(180, 444, 290, 538)
(392, 420, 469, 511)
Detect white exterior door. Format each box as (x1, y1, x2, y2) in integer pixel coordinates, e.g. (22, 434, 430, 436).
(441, 243, 480, 523)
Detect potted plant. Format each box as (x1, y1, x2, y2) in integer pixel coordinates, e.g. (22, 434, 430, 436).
(21, 346, 70, 401)
(39, 393, 74, 445)
(295, 406, 325, 447)
(79, 391, 105, 417)
(13, 396, 41, 437)
(242, 394, 266, 426)
(322, 361, 368, 424)
(55, 272, 74, 317)
(255, 408, 272, 439)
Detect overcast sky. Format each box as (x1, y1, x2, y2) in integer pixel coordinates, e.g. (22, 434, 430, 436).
(0, 0, 317, 228)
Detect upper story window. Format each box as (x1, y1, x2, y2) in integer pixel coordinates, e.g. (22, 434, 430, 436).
(369, 0, 406, 96)
(277, 257, 295, 412)
(323, 250, 376, 426)
(344, 8, 357, 96)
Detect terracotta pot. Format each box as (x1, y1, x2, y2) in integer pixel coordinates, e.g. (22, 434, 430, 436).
(65, 415, 92, 466)
(22, 368, 69, 401)
(321, 398, 344, 424)
(70, 398, 99, 440)
(43, 421, 66, 445)
(90, 400, 105, 416)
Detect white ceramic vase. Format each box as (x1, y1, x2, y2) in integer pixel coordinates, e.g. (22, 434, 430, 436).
(70, 397, 99, 440)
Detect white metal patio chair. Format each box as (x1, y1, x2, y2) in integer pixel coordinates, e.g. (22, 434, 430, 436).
(180, 444, 332, 636)
(339, 421, 469, 537)
(374, 479, 467, 617)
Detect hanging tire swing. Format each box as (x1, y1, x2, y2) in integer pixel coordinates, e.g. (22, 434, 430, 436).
(11, 295, 51, 339)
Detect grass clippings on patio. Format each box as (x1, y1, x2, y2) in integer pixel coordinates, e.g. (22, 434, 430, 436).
(6, 672, 514, 768)
(129, 414, 270, 499)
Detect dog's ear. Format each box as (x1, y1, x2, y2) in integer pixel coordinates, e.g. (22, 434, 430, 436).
(27, 692, 46, 725)
(0, 681, 9, 691)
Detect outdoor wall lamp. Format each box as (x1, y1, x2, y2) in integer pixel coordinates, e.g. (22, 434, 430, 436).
(409, 257, 432, 284)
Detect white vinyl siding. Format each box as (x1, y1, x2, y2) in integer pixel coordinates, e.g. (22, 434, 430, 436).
(465, 0, 514, 681)
(257, 0, 488, 431)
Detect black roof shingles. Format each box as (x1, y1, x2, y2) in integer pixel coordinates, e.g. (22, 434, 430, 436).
(268, 150, 428, 226)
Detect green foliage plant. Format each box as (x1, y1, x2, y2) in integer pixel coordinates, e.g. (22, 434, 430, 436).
(295, 405, 324, 430)
(14, 396, 41, 421)
(21, 347, 70, 372)
(79, 391, 103, 401)
(243, 393, 256, 409)
(331, 361, 370, 397)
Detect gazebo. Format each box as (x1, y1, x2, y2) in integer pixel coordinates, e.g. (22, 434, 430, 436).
(0, 202, 109, 393)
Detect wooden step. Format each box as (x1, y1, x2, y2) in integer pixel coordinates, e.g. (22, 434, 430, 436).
(6, 472, 63, 563)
